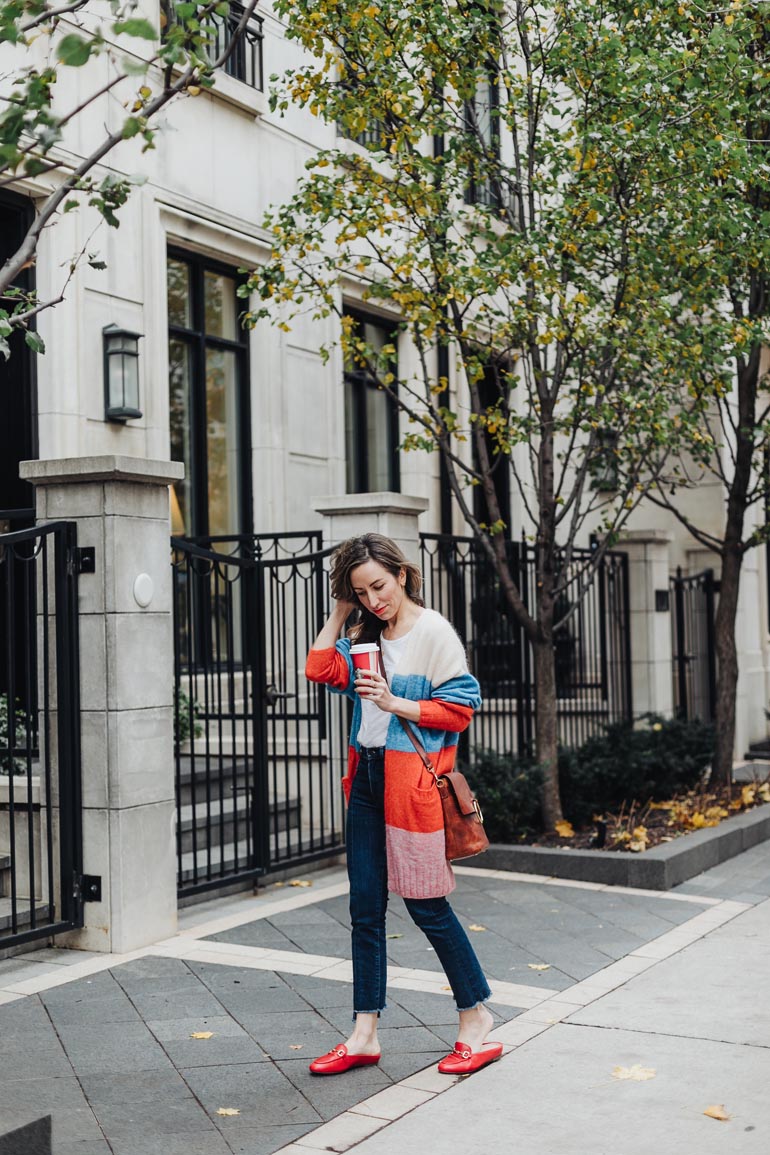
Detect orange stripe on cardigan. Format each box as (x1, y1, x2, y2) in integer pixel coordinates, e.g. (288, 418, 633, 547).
(305, 646, 350, 692)
(418, 699, 474, 733)
(384, 750, 445, 833)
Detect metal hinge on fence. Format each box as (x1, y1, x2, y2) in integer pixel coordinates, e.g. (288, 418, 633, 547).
(74, 874, 102, 903)
(70, 546, 96, 575)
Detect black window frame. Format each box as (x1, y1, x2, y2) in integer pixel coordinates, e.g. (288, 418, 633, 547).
(464, 64, 502, 211)
(167, 247, 253, 540)
(343, 306, 401, 494)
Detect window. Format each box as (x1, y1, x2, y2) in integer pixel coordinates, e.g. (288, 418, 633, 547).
(472, 361, 511, 533)
(167, 250, 252, 538)
(464, 67, 501, 210)
(343, 309, 400, 493)
(589, 429, 620, 493)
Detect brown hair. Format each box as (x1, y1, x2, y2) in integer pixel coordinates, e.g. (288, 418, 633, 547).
(330, 533, 424, 643)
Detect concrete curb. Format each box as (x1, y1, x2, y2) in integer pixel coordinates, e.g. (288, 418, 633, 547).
(464, 804, 770, 890)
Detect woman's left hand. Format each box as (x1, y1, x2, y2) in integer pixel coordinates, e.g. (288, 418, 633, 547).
(353, 671, 397, 713)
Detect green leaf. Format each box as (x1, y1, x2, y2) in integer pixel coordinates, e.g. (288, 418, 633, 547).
(0, 336, 10, 361)
(24, 331, 45, 355)
(56, 34, 95, 67)
(112, 18, 157, 41)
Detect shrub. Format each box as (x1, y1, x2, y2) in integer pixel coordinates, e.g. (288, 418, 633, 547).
(463, 750, 543, 842)
(174, 687, 203, 746)
(0, 694, 29, 776)
(558, 714, 715, 828)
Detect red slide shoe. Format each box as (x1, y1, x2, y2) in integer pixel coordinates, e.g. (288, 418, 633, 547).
(437, 1040, 504, 1075)
(309, 1044, 381, 1076)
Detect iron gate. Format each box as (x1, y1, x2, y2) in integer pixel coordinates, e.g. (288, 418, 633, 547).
(670, 567, 717, 722)
(420, 534, 632, 759)
(0, 518, 83, 949)
(172, 533, 348, 897)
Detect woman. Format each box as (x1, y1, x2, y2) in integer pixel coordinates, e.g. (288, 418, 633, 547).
(305, 533, 502, 1077)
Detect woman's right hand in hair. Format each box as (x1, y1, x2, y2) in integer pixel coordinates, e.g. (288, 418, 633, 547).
(310, 597, 357, 651)
(332, 597, 357, 621)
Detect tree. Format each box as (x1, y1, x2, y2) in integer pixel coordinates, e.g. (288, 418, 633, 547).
(246, 0, 753, 827)
(645, 7, 770, 789)
(0, 0, 260, 356)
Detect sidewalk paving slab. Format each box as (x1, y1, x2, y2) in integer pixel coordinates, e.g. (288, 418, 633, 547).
(2, 851, 769, 1154)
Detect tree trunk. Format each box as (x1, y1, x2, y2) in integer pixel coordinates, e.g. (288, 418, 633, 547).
(533, 632, 563, 828)
(710, 543, 743, 789)
(709, 346, 758, 788)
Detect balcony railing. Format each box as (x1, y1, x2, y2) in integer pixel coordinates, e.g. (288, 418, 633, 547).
(207, 2, 264, 91)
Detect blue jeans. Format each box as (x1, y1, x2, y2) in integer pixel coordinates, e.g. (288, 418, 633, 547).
(347, 746, 492, 1015)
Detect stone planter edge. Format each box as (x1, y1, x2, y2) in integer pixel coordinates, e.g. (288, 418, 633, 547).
(463, 804, 770, 890)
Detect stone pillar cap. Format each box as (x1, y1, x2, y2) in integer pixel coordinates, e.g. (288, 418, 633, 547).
(20, 455, 185, 486)
(312, 492, 429, 516)
(617, 528, 674, 545)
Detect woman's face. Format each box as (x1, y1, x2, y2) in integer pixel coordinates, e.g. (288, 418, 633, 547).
(349, 559, 406, 623)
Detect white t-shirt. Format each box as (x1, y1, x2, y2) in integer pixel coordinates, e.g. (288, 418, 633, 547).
(356, 631, 410, 748)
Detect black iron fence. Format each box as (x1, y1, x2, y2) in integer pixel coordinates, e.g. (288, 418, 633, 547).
(0, 520, 83, 949)
(419, 534, 632, 760)
(670, 567, 717, 723)
(172, 532, 348, 897)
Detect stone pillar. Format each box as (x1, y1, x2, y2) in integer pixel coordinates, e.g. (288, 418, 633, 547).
(20, 455, 184, 953)
(618, 529, 674, 720)
(312, 492, 430, 561)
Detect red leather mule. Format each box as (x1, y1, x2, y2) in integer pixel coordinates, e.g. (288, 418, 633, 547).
(437, 1040, 504, 1075)
(309, 1044, 382, 1076)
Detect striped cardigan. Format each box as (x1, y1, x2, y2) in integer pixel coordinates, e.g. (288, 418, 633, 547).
(305, 609, 482, 900)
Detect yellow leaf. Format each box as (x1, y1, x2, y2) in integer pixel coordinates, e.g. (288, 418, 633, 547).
(690, 812, 707, 828)
(190, 1031, 214, 1040)
(528, 963, 551, 971)
(554, 820, 574, 838)
(289, 1044, 303, 1050)
(468, 924, 487, 932)
(289, 879, 313, 888)
(612, 1065, 656, 1081)
(758, 782, 770, 802)
(628, 840, 647, 853)
(216, 1108, 241, 1117)
(704, 1104, 731, 1122)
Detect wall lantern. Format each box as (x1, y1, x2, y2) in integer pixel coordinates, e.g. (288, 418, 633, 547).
(103, 324, 143, 422)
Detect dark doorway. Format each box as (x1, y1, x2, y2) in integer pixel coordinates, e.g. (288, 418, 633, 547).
(0, 192, 37, 714)
(0, 191, 37, 525)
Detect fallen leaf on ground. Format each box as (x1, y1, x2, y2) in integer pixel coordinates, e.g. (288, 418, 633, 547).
(554, 820, 574, 838)
(190, 1031, 214, 1040)
(289, 1044, 303, 1050)
(386, 933, 403, 939)
(442, 985, 452, 991)
(612, 1065, 656, 1081)
(216, 1108, 241, 1117)
(289, 879, 313, 888)
(704, 1105, 731, 1122)
(528, 963, 551, 971)
(468, 924, 487, 932)
(273, 881, 285, 888)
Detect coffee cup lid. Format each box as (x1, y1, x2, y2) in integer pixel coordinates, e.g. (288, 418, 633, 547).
(350, 643, 380, 653)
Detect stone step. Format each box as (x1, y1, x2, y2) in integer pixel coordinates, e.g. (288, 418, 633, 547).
(0, 897, 51, 933)
(177, 793, 301, 855)
(178, 824, 340, 885)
